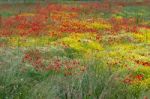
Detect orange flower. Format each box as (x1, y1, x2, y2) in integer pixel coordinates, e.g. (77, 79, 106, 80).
(144, 96, 148, 99)
(135, 74, 144, 81)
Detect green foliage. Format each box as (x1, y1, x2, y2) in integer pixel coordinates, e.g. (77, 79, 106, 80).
(0, 11, 13, 17)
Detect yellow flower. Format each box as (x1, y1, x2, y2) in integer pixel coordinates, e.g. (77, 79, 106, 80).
(87, 22, 111, 30)
(60, 34, 103, 52)
(18, 13, 35, 17)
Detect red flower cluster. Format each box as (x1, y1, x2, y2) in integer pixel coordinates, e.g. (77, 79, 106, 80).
(22, 50, 86, 76)
(135, 60, 150, 67)
(46, 58, 86, 76)
(22, 50, 45, 71)
(109, 18, 139, 34)
(123, 73, 144, 84)
(0, 2, 149, 38)
(60, 20, 97, 33)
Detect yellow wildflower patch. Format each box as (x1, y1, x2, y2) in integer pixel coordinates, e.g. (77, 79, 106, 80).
(60, 34, 103, 52)
(87, 22, 112, 30)
(18, 13, 35, 17)
(7, 36, 53, 47)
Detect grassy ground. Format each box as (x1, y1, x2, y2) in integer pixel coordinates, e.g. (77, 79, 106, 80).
(0, 1, 150, 99)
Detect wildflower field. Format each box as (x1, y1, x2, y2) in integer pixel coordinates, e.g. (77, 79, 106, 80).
(0, 0, 150, 99)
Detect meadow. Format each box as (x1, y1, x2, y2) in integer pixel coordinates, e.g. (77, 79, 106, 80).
(0, 0, 150, 99)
